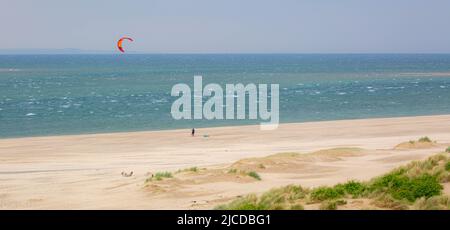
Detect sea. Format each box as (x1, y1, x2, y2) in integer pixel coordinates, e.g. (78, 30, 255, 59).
(1, 54, 450, 138)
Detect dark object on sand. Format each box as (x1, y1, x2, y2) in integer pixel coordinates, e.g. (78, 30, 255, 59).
(121, 171, 133, 177)
(191, 128, 195, 137)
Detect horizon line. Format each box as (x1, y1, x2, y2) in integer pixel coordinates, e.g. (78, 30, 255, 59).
(1, 52, 450, 55)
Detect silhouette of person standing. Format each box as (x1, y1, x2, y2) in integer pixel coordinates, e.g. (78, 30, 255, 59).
(191, 128, 195, 137)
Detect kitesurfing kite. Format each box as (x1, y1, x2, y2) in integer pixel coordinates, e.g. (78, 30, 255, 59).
(117, 37, 134, 53)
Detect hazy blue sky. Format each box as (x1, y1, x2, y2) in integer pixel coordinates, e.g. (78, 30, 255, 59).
(1, 0, 450, 53)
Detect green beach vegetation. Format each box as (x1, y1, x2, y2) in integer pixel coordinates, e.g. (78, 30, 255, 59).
(176, 167, 199, 173)
(216, 153, 450, 210)
(216, 185, 307, 210)
(396, 137, 436, 149)
(146, 171, 173, 182)
(227, 168, 262, 181)
(146, 167, 263, 184)
(418, 136, 432, 143)
(406, 136, 433, 145)
(247, 171, 261, 180)
(319, 200, 347, 210)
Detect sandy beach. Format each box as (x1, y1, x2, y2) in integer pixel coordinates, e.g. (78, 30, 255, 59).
(1, 114, 450, 209)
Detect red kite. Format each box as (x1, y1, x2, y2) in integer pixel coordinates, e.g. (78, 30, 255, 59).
(117, 37, 134, 53)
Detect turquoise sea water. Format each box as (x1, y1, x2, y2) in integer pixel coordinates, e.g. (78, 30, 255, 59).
(1, 54, 450, 138)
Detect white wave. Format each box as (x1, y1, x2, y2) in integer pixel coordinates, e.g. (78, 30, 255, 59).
(384, 86, 405, 90)
(26, 113, 36, 116)
(115, 114, 133, 118)
(0, 68, 21, 72)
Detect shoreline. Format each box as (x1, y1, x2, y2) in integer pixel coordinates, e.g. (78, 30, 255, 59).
(2, 113, 450, 141)
(1, 114, 450, 209)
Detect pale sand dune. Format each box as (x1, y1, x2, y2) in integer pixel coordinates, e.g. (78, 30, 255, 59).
(1, 115, 450, 209)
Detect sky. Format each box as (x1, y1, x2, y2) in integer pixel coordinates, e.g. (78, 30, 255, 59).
(1, 0, 450, 53)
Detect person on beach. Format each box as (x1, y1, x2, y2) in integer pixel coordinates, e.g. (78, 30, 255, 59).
(191, 128, 195, 137)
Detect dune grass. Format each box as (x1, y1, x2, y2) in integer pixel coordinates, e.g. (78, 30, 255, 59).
(319, 200, 347, 210)
(310, 186, 345, 202)
(247, 171, 261, 180)
(176, 167, 199, 173)
(398, 137, 435, 149)
(370, 172, 441, 201)
(412, 195, 450, 210)
(215, 185, 306, 210)
(371, 194, 409, 210)
(145, 171, 173, 182)
(309, 180, 368, 202)
(153, 171, 173, 181)
(418, 136, 432, 143)
(226, 168, 262, 180)
(217, 153, 450, 210)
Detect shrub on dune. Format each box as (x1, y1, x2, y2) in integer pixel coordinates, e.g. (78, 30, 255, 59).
(247, 171, 261, 180)
(310, 186, 345, 201)
(418, 136, 432, 143)
(216, 185, 307, 210)
(369, 170, 442, 202)
(153, 171, 173, 181)
(334, 180, 368, 198)
(310, 181, 367, 202)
